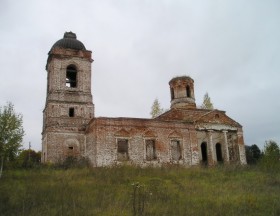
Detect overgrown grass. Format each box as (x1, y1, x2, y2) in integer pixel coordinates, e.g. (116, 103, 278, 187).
(0, 165, 279, 215)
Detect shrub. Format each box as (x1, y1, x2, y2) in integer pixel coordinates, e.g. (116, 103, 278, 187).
(55, 156, 91, 169)
(260, 140, 280, 171)
(17, 149, 41, 168)
(245, 144, 262, 164)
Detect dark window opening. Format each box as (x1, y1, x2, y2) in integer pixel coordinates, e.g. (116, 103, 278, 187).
(201, 142, 208, 164)
(186, 85, 191, 97)
(171, 140, 182, 161)
(215, 114, 220, 119)
(69, 108, 75, 117)
(171, 88, 175, 100)
(216, 143, 223, 162)
(66, 65, 77, 88)
(68, 146, 73, 150)
(117, 139, 129, 161)
(146, 140, 156, 161)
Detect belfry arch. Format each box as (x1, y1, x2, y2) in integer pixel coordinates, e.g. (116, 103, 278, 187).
(66, 65, 77, 88)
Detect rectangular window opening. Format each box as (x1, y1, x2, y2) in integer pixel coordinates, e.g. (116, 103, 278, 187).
(68, 146, 73, 150)
(69, 108, 75, 117)
(146, 139, 156, 161)
(117, 139, 129, 161)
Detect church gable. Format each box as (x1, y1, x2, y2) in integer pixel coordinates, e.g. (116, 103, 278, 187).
(156, 109, 183, 121)
(194, 110, 241, 127)
(156, 109, 207, 123)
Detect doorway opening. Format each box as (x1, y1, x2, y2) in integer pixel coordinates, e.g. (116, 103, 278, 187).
(201, 142, 208, 164)
(216, 143, 223, 162)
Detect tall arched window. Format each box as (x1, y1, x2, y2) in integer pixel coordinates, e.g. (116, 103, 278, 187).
(66, 65, 77, 88)
(170, 140, 182, 161)
(171, 88, 175, 100)
(186, 85, 191, 97)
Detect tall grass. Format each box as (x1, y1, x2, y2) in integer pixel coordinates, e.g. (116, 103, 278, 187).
(0, 165, 279, 215)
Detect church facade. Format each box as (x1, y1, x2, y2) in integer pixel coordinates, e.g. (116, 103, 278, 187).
(42, 32, 247, 166)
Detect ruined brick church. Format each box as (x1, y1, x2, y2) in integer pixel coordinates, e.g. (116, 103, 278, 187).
(42, 32, 247, 166)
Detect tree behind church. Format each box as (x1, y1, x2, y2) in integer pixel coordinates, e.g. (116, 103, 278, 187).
(0, 102, 24, 178)
(245, 144, 262, 164)
(260, 140, 280, 171)
(201, 92, 214, 110)
(150, 98, 164, 118)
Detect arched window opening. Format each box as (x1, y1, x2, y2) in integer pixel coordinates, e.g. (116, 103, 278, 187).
(186, 85, 191, 97)
(171, 88, 175, 100)
(216, 143, 223, 162)
(146, 139, 156, 161)
(170, 140, 182, 161)
(66, 65, 77, 88)
(201, 142, 208, 163)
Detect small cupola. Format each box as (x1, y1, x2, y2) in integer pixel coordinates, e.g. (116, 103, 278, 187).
(169, 76, 196, 109)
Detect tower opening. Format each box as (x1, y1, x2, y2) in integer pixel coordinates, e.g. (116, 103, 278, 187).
(66, 65, 77, 88)
(201, 142, 208, 163)
(171, 88, 175, 100)
(186, 85, 191, 97)
(69, 108, 75, 117)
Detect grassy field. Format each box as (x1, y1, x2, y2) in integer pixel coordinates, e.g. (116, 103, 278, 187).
(0, 165, 279, 216)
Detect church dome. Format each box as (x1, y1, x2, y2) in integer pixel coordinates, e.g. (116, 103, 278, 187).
(51, 32, 86, 51)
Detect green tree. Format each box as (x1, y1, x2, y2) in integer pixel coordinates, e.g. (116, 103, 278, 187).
(201, 92, 214, 110)
(150, 98, 164, 118)
(0, 102, 24, 178)
(17, 149, 41, 168)
(245, 144, 262, 164)
(260, 140, 280, 171)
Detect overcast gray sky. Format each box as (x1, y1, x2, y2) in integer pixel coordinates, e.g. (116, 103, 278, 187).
(1, 0, 279, 151)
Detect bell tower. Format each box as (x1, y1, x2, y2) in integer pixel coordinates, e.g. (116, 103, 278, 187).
(42, 32, 94, 163)
(169, 76, 196, 109)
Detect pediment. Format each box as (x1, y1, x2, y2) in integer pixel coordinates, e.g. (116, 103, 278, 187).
(168, 130, 183, 138)
(143, 130, 157, 138)
(194, 110, 241, 127)
(114, 128, 130, 137)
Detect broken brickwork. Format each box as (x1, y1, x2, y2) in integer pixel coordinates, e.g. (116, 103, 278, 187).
(42, 32, 247, 166)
